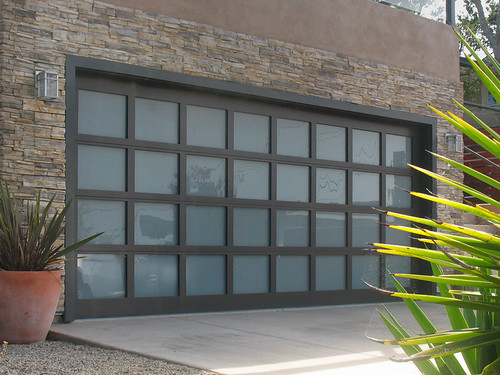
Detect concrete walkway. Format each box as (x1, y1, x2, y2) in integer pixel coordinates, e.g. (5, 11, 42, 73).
(50, 302, 451, 375)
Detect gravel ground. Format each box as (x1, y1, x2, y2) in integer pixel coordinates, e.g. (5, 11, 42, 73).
(0, 340, 220, 375)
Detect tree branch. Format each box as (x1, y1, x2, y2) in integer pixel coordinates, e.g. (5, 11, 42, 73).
(471, 0, 496, 51)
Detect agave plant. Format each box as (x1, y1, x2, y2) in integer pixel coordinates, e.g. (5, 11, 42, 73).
(0, 183, 101, 271)
(368, 28, 500, 375)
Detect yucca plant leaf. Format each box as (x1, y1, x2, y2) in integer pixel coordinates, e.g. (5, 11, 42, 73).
(373, 309, 441, 374)
(388, 293, 500, 313)
(448, 291, 500, 300)
(431, 151, 500, 192)
(393, 330, 500, 362)
(409, 168, 500, 208)
(427, 106, 500, 161)
(464, 57, 500, 106)
(388, 274, 466, 374)
(382, 328, 490, 346)
(375, 244, 499, 271)
(482, 356, 500, 375)
(393, 274, 499, 289)
(456, 27, 500, 85)
(452, 100, 500, 143)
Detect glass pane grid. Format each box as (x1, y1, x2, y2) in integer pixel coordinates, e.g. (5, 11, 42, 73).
(74, 81, 418, 308)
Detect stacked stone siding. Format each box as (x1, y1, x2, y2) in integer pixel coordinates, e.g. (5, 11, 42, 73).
(0, 0, 463, 315)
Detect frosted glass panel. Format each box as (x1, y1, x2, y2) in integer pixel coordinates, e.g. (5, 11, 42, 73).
(316, 212, 346, 247)
(385, 255, 411, 288)
(186, 255, 226, 295)
(78, 90, 126, 138)
(316, 168, 346, 204)
(134, 255, 178, 297)
(316, 256, 346, 291)
(186, 205, 226, 246)
(352, 213, 379, 247)
(78, 254, 126, 299)
(187, 155, 226, 197)
(352, 255, 380, 289)
(233, 160, 269, 200)
(352, 172, 380, 206)
(353, 129, 380, 165)
(135, 98, 178, 143)
(233, 256, 269, 294)
(234, 112, 270, 153)
(277, 164, 309, 202)
(276, 255, 309, 292)
(134, 203, 178, 245)
(386, 216, 412, 246)
(386, 134, 411, 168)
(277, 118, 309, 157)
(78, 145, 126, 191)
(186, 105, 226, 148)
(316, 124, 346, 161)
(78, 200, 126, 244)
(386, 175, 412, 208)
(276, 210, 309, 247)
(135, 151, 178, 194)
(233, 208, 269, 246)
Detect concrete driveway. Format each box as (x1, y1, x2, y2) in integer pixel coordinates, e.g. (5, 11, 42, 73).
(50, 302, 451, 375)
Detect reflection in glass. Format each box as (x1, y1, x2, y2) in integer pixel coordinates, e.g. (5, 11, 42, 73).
(186, 105, 226, 148)
(134, 203, 178, 245)
(78, 254, 126, 299)
(316, 168, 346, 204)
(276, 210, 309, 247)
(276, 255, 309, 292)
(316, 256, 346, 290)
(386, 175, 411, 208)
(316, 124, 346, 161)
(233, 160, 269, 200)
(352, 172, 380, 206)
(78, 145, 126, 191)
(78, 200, 126, 244)
(316, 212, 346, 247)
(233, 256, 269, 294)
(352, 255, 380, 289)
(386, 134, 411, 168)
(187, 156, 226, 197)
(233, 208, 269, 246)
(186, 255, 226, 295)
(352, 213, 379, 247)
(353, 129, 380, 165)
(386, 216, 412, 246)
(186, 205, 226, 246)
(135, 98, 178, 143)
(134, 255, 178, 297)
(277, 164, 309, 202)
(277, 118, 309, 157)
(135, 151, 178, 194)
(234, 112, 270, 153)
(78, 90, 126, 138)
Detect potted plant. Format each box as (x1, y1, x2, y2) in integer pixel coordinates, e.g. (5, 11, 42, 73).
(0, 183, 101, 344)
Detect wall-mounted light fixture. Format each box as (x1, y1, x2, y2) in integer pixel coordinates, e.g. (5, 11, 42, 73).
(35, 70, 59, 99)
(444, 133, 463, 152)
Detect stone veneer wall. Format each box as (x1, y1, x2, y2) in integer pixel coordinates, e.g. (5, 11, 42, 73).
(0, 0, 463, 315)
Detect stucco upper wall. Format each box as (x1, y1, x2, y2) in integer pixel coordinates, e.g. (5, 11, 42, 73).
(104, 0, 460, 82)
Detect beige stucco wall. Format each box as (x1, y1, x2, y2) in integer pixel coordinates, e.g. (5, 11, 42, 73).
(104, 0, 460, 82)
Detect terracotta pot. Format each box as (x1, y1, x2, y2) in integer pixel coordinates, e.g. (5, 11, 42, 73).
(0, 270, 61, 344)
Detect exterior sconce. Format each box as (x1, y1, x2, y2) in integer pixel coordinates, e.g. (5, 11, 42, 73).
(444, 133, 463, 152)
(35, 70, 59, 99)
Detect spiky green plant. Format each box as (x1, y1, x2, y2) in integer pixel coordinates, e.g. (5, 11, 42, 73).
(368, 28, 500, 375)
(0, 183, 101, 271)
